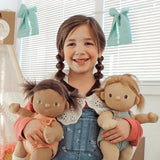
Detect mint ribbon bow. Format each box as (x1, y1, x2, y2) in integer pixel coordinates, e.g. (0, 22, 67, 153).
(18, 4, 39, 37)
(107, 7, 132, 46)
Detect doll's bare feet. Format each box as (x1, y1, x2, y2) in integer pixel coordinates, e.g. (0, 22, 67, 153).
(9, 103, 20, 113)
(148, 112, 159, 123)
(102, 119, 118, 130)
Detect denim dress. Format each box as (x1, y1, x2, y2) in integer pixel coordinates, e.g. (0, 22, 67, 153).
(52, 107, 103, 160)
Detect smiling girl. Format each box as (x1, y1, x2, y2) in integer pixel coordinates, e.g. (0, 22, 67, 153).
(13, 15, 142, 160)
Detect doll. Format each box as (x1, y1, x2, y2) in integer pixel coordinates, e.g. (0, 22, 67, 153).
(95, 74, 159, 160)
(9, 79, 79, 160)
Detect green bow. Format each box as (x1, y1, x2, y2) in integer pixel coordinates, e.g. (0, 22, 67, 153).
(18, 4, 39, 37)
(107, 7, 132, 46)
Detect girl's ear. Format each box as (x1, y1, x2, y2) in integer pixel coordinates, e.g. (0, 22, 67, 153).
(100, 91, 105, 100)
(65, 101, 69, 110)
(30, 95, 34, 104)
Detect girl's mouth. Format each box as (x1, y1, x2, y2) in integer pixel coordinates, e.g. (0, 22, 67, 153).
(73, 58, 89, 64)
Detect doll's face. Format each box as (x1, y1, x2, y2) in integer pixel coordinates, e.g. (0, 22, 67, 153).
(104, 83, 137, 111)
(32, 89, 68, 117)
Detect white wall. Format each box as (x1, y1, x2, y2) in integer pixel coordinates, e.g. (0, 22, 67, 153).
(137, 95, 160, 160)
(132, 94, 160, 160)
(0, 0, 18, 11)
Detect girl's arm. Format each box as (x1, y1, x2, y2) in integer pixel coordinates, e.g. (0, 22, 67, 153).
(124, 118, 143, 146)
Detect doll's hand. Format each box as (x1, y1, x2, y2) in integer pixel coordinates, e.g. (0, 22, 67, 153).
(23, 119, 46, 147)
(44, 126, 56, 144)
(148, 112, 159, 123)
(102, 118, 130, 144)
(102, 119, 117, 130)
(9, 103, 20, 113)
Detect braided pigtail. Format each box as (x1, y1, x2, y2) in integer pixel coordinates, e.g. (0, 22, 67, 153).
(94, 56, 104, 81)
(55, 54, 65, 80)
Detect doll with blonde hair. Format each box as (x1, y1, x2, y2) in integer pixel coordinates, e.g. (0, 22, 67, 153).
(95, 74, 158, 160)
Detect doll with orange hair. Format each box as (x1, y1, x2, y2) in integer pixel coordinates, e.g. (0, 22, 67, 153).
(95, 74, 158, 160)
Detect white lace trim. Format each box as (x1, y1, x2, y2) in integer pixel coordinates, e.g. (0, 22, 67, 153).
(57, 93, 109, 125)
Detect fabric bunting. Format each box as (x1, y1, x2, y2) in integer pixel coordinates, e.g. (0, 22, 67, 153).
(107, 7, 132, 46)
(18, 4, 39, 37)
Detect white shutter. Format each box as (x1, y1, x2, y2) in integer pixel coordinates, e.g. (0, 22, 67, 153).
(103, 0, 160, 84)
(19, 0, 96, 81)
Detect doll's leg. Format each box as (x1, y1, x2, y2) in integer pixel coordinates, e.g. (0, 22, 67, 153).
(100, 140, 119, 160)
(30, 147, 52, 160)
(12, 140, 27, 159)
(119, 145, 133, 160)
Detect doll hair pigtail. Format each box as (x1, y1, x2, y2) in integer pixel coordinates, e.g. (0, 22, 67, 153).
(94, 55, 104, 81)
(55, 54, 66, 80)
(137, 94, 145, 111)
(22, 80, 37, 99)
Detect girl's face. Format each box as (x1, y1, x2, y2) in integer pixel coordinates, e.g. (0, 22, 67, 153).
(63, 24, 102, 74)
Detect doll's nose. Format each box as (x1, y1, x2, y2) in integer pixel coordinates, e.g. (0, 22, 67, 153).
(115, 96, 121, 100)
(45, 103, 50, 107)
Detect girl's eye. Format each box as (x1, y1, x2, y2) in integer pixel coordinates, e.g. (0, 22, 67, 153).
(54, 102, 60, 107)
(37, 100, 42, 104)
(109, 93, 112, 97)
(85, 42, 94, 45)
(67, 43, 75, 46)
(124, 95, 128, 99)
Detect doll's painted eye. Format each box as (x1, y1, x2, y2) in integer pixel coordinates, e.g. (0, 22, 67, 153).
(37, 100, 42, 104)
(124, 95, 128, 99)
(53, 102, 60, 107)
(109, 93, 112, 97)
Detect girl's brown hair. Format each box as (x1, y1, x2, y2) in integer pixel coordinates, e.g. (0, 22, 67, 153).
(22, 79, 79, 109)
(55, 15, 106, 81)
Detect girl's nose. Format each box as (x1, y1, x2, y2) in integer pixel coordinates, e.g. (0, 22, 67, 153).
(75, 44, 84, 55)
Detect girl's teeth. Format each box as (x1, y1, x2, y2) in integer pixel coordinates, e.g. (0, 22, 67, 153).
(74, 58, 89, 62)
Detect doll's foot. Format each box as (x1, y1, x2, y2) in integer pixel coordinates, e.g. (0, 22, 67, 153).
(148, 112, 159, 123)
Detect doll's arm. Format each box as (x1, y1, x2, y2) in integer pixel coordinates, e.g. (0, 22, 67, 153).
(135, 112, 159, 124)
(44, 121, 63, 144)
(9, 103, 34, 117)
(98, 111, 118, 130)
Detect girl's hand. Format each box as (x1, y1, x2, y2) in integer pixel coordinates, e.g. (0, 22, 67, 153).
(23, 119, 46, 147)
(102, 118, 130, 144)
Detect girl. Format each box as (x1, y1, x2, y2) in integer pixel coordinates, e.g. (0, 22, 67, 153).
(13, 15, 142, 160)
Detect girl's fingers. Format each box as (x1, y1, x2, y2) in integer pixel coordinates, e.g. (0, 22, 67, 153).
(102, 128, 117, 138)
(26, 136, 36, 146)
(110, 136, 123, 144)
(26, 128, 46, 146)
(102, 127, 126, 143)
(102, 130, 123, 143)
